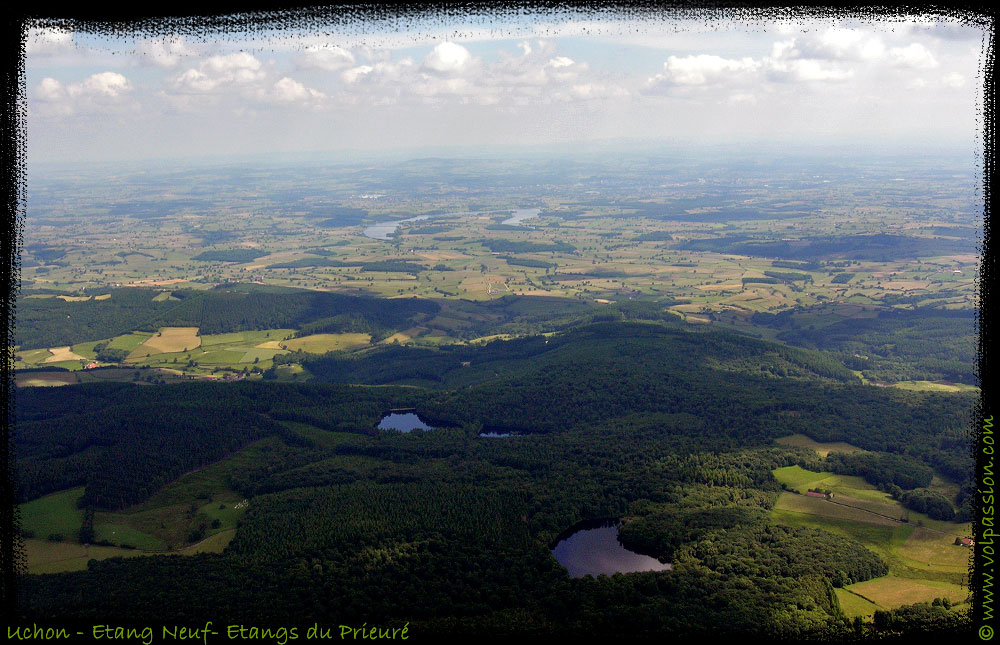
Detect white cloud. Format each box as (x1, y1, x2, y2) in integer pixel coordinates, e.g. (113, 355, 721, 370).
(26, 27, 74, 55)
(790, 28, 885, 62)
(942, 72, 966, 88)
(889, 43, 938, 69)
(726, 92, 757, 105)
(67, 72, 131, 98)
(36, 77, 65, 101)
(646, 54, 760, 89)
(295, 45, 355, 72)
(263, 77, 326, 106)
(32, 72, 133, 116)
(135, 37, 197, 68)
(567, 83, 629, 101)
(768, 57, 854, 82)
(340, 65, 374, 84)
(170, 53, 267, 93)
(423, 42, 474, 74)
(764, 39, 855, 83)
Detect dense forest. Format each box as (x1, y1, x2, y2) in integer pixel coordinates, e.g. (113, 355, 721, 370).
(760, 306, 976, 384)
(15, 319, 975, 637)
(14, 285, 439, 350)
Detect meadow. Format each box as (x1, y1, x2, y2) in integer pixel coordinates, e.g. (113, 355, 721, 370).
(770, 461, 970, 618)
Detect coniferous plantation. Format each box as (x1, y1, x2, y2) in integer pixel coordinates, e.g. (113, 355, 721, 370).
(11, 9, 986, 642)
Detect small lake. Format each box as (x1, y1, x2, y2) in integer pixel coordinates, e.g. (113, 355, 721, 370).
(500, 208, 542, 227)
(551, 519, 672, 578)
(363, 214, 433, 241)
(363, 207, 542, 240)
(377, 412, 436, 432)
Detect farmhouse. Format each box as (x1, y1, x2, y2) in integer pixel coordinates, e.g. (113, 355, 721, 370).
(955, 537, 974, 547)
(805, 491, 828, 499)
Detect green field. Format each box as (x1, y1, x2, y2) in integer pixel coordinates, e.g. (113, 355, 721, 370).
(16, 438, 274, 571)
(846, 576, 968, 612)
(15, 372, 79, 387)
(834, 588, 882, 618)
(771, 460, 971, 617)
(24, 538, 147, 574)
(280, 333, 372, 353)
(775, 434, 865, 457)
(18, 487, 86, 540)
(107, 332, 154, 352)
(890, 380, 979, 392)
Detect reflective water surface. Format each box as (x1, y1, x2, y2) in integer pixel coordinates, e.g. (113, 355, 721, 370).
(551, 519, 672, 578)
(377, 413, 436, 432)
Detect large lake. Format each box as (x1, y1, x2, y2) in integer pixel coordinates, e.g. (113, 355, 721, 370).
(363, 207, 541, 240)
(377, 412, 436, 432)
(551, 519, 672, 578)
(363, 214, 433, 241)
(500, 208, 541, 226)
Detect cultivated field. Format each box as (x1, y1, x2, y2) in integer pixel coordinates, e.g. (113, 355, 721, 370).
(279, 333, 372, 353)
(775, 434, 865, 457)
(129, 327, 202, 358)
(771, 463, 971, 617)
(15, 372, 79, 387)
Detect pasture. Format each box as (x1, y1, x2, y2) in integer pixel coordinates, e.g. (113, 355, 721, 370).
(15, 437, 289, 572)
(16, 372, 79, 387)
(44, 346, 87, 363)
(18, 487, 86, 539)
(129, 327, 202, 358)
(775, 434, 865, 457)
(845, 576, 968, 612)
(772, 473, 970, 618)
(280, 333, 371, 353)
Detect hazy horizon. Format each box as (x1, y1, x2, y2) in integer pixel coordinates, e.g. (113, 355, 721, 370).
(23, 9, 987, 165)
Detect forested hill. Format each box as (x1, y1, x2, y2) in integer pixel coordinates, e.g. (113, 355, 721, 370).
(15, 285, 439, 350)
(16, 319, 974, 637)
(17, 322, 973, 510)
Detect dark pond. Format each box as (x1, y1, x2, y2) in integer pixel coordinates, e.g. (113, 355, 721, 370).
(551, 519, 672, 578)
(377, 412, 436, 432)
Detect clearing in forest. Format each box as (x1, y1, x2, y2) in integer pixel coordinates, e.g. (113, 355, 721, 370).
(129, 327, 201, 358)
(280, 333, 371, 353)
(776, 434, 865, 457)
(44, 346, 87, 363)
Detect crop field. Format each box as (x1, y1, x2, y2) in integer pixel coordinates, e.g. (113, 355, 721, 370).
(129, 327, 202, 358)
(771, 459, 971, 616)
(845, 576, 968, 611)
(773, 493, 900, 527)
(771, 460, 971, 617)
(15, 372, 79, 387)
(106, 332, 155, 352)
(775, 434, 865, 457)
(44, 346, 87, 363)
(772, 465, 874, 493)
(834, 588, 882, 618)
(891, 380, 979, 392)
(24, 539, 148, 574)
(279, 333, 372, 353)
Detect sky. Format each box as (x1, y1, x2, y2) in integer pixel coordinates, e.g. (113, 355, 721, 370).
(22, 8, 989, 165)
